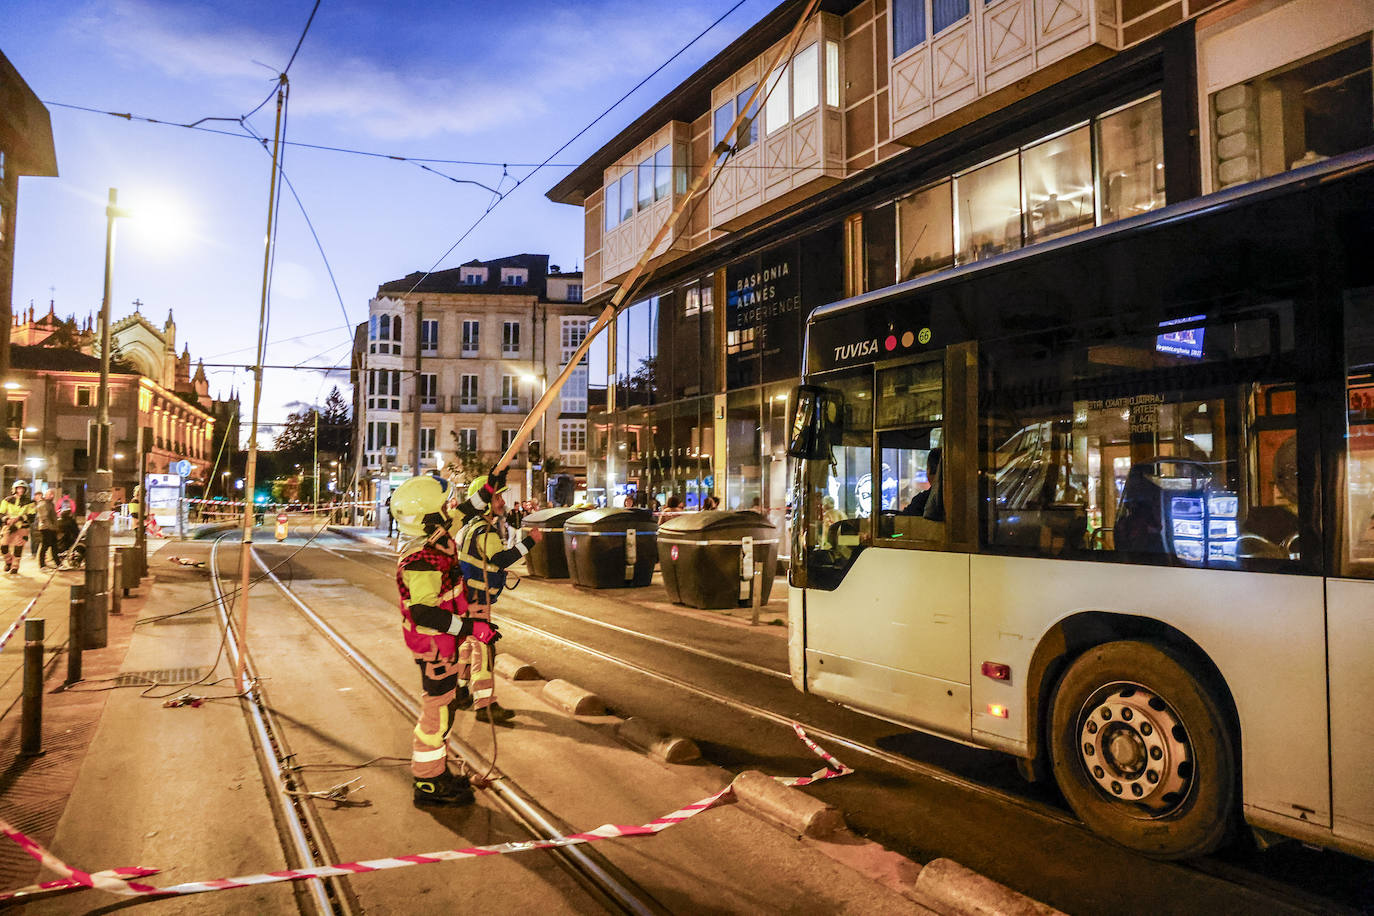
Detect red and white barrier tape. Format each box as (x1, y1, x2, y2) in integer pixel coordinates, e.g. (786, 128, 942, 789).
(1, 723, 849, 902)
(0, 595, 41, 654)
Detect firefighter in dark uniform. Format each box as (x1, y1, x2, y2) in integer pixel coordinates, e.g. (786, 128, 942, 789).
(456, 473, 539, 724)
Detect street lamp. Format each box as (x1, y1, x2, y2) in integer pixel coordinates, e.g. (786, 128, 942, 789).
(87, 187, 132, 647)
(221, 470, 230, 499)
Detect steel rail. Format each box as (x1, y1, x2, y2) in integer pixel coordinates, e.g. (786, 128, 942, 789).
(302, 536, 1357, 916)
(321, 544, 789, 681)
(494, 600, 1357, 916)
(250, 548, 663, 916)
(209, 536, 357, 916)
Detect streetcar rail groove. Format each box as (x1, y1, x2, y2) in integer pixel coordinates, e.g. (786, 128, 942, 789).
(289, 537, 1357, 915)
(209, 536, 357, 916)
(250, 546, 664, 916)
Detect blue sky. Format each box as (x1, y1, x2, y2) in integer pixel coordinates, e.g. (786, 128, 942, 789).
(6, 0, 775, 440)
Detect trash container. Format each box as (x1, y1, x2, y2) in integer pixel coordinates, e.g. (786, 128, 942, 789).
(563, 508, 657, 588)
(658, 510, 778, 609)
(520, 507, 582, 579)
(115, 546, 140, 594)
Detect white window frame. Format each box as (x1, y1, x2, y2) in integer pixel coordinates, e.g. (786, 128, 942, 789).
(421, 319, 439, 354)
(502, 320, 521, 356)
(457, 428, 478, 452)
(461, 320, 480, 356)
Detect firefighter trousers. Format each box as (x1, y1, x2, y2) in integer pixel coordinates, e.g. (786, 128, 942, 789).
(457, 636, 496, 710)
(411, 651, 465, 779)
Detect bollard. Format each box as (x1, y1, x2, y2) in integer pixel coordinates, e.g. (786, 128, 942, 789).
(110, 549, 123, 615)
(67, 585, 85, 684)
(21, 619, 46, 757)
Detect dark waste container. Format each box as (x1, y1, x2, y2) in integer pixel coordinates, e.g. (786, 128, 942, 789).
(563, 508, 657, 588)
(115, 546, 141, 593)
(520, 507, 582, 579)
(658, 510, 778, 609)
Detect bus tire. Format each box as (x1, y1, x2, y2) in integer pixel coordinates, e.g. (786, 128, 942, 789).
(1048, 639, 1237, 859)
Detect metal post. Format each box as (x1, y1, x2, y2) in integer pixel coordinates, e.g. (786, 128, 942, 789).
(110, 549, 123, 615)
(67, 585, 85, 684)
(412, 299, 424, 475)
(83, 188, 124, 652)
(236, 77, 287, 688)
(134, 426, 148, 574)
(21, 618, 45, 757)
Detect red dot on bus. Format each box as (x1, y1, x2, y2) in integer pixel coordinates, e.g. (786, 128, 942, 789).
(885, 335, 897, 351)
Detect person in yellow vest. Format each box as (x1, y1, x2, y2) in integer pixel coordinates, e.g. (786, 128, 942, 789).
(456, 474, 540, 725)
(391, 470, 524, 804)
(0, 481, 37, 575)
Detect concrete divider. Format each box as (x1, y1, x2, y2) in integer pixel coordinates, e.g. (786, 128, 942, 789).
(541, 678, 605, 716)
(494, 653, 541, 681)
(913, 859, 1066, 916)
(730, 770, 844, 839)
(614, 717, 700, 763)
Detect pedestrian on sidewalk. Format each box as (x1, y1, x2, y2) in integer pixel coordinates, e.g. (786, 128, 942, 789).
(456, 473, 540, 725)
(0, 481, 36, 575)
(34, 490, 59, 569)
(56, 508, 80, 561)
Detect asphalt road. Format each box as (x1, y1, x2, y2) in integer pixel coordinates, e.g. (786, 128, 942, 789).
(260, 531, 1374, 915)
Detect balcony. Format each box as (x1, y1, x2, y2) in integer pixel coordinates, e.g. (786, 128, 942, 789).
(406, 396, 441, 412)
(454, 395, 482, 413)
(599, 120, 693, 289)
(708, 12, 845, 233)
(889, 0, 1120, 148)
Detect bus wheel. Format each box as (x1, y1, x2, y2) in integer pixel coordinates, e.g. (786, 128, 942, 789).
(1048, 640, 1236, 859)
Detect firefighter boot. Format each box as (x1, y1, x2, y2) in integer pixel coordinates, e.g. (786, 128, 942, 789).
(454, 686, 473, 710)
(474, 702, 515, 725)
(413, 770, 474, 806)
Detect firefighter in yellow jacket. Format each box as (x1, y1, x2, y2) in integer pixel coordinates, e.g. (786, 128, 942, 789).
(1, 481, 37, 575)
(392, 472, 509, 805)
(456, 474, 539, 724)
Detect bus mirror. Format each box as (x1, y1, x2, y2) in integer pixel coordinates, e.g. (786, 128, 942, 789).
(787, 385, 841, 460)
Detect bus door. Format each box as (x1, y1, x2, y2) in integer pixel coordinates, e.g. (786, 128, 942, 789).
(790, 344, 978, 738)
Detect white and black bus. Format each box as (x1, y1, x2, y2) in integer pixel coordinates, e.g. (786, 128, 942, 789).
(786, 149, 1374, 859)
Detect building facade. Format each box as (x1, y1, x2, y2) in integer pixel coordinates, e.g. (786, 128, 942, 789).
(355, 254, 587, 518)
(548, 0, 1374, 535)
(0, 47, 59, 442)
(7, 345, 215, 506)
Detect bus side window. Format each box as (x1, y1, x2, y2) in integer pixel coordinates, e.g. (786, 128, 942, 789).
(876, 361, 945, 544)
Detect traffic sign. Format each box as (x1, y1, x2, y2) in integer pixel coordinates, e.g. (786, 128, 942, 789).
(173, 459, 193, 476)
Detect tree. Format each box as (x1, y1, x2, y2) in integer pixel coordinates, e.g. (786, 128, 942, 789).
(272, 408, 317, 465)
(319, 386, 352, 459)
(444, 430, 485, 486)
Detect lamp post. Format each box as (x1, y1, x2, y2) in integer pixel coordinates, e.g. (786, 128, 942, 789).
(86, 187, 131, 651)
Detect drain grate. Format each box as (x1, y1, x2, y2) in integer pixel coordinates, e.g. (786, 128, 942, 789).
(112, 666, 210, 687)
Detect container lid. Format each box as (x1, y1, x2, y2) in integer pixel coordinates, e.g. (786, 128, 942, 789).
(521, 507, 583, 526)
(657, 509, 775, 534)
(565, 507, 658, 532)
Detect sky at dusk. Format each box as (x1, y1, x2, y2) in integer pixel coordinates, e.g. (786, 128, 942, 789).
(5, 0, 777, 441)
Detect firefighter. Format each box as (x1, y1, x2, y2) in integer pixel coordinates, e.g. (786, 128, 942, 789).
(0, 481, 37, 575)
(456, 473, 540, 725)
(392, 473, 480, 806)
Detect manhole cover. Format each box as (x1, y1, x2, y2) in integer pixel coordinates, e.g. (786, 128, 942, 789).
(112, 667, 210, 687)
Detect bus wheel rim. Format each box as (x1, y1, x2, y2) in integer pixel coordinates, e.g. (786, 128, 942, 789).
(1076, 681, 1192, 816)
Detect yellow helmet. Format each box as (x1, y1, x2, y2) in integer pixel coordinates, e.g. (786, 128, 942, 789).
(391, 475, 449, 538)
(467, 474, 508, 500)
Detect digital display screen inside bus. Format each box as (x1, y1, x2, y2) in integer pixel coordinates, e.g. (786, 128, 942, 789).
(1156, 315, 1206, 359)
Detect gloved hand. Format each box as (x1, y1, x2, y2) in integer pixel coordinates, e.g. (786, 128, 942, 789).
(471, 621, 502, 644)
(486, 467, 507, 495)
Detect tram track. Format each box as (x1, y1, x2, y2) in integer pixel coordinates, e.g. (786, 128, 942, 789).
(314, 538, 1362, 916)
(246, 545, 663, 916)
(208, 536, 356, 916)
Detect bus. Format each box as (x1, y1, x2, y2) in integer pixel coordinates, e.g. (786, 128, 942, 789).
(785, 148, 1374, 860)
